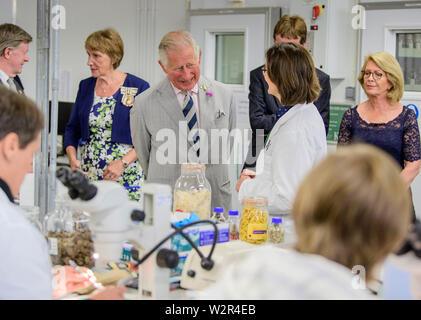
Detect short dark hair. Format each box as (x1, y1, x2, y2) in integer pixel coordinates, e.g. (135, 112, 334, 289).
(273, 15, 307, 44)
(0, 23, 32, 56)
(266, 42, 320, 106)
(0, 86, 44, 148)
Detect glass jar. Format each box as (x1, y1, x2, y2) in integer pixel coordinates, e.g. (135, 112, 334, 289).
(44, 201, 95, 268)
(20, 205, 42, 232)
(211, 207, 226, 223)
(268, 217, 284, 244)
(173, 163, 211, 220)
(240, 196, 269, 245)
(228, 210, 240, 240)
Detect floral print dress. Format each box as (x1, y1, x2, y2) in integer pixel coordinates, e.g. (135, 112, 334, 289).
(80, 92, 143, 201)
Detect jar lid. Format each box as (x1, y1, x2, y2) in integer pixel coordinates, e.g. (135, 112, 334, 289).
(242, 196, 268, 206)
(272, 217, 282, 224)
(228, 210, 239, 216)
(181, 163, 205, 170)
(213, 207, 224, 213)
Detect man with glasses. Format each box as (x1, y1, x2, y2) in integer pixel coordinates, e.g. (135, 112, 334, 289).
(0, 23, 32, 95)
(244, 15, 331, 170)
(130, 30, 237, 212)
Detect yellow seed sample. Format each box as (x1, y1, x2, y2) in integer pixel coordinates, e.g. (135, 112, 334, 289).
(173, 189, 211, 220)
(240, 206, 268, 245)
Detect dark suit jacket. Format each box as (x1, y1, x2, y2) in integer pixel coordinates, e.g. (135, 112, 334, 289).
(244, 65, 331, 169)
(13, 75, 24, 94)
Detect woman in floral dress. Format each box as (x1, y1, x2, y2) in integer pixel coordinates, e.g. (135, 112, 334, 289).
(64, 28, 149, 201)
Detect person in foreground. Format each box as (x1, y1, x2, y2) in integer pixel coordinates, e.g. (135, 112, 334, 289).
(64, 28, 149, 202)
(0, 87, 125, 299)
(199, 144, 411, 299)
(236, 42, 327, 215)
(338, 51, 420, 220)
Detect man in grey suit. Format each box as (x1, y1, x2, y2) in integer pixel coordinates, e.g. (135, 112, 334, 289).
(130, 30, 236, 212)
(0, 23, 32, 95)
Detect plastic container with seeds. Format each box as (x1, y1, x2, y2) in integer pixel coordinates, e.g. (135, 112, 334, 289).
(240, 196, 268, 245)
(173, 163, 211, 220)
(44, 201, 95, 268)
(268, 217, 284, 244)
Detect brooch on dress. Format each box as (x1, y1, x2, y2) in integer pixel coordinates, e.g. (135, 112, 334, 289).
(121, 86, 138, 107)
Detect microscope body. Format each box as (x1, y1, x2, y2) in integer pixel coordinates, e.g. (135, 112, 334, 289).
(59, 170, 173, 300)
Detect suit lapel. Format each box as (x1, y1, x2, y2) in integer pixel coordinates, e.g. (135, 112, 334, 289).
(156, 78, 188, 141)
(198, 77, 217, 131)
(13, 76, 25, 95)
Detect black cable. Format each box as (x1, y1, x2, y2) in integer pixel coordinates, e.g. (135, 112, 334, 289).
(173, 220, 219, 262)
(133, 219, 219, 269)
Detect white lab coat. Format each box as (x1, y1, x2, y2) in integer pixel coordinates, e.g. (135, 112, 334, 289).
(239, 102, 327, 215)
(0, 189, 53, 299)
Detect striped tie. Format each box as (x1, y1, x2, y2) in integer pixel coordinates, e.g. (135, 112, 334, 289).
(182, 92, 200, 157)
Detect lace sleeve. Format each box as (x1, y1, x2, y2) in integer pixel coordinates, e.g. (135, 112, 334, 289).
(403, 109, 421, 162)
(337, 109, 353, 145)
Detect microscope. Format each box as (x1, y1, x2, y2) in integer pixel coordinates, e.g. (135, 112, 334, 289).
(56, 167, 178, 299)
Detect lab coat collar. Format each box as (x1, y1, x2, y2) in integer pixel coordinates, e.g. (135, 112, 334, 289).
(0, 178, 14, 203)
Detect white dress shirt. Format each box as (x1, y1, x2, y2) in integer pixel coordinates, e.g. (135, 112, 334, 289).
(171, 83, 200, 126)
(0, 68, 10, 87)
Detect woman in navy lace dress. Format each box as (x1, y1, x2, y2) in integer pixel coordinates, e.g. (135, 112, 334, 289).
(338, 52, 420, 220)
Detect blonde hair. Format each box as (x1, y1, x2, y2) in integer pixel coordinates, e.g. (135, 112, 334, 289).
(358, 52, 404, 102)
(266, 42, 320, 105)
(292, 144, 411, 282)
(273, 15, 307, 44)
(85, 28, 124, 69)
(158, 30, 201, 68)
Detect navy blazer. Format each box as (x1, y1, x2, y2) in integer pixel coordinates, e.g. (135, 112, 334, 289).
(64, 73, 149, 149)
(249, 65, 331, 134)
(244, 65, 331, 169)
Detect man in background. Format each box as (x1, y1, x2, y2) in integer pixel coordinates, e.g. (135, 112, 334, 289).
(244, 15, 331, 169)
(0, 23, 32, 94)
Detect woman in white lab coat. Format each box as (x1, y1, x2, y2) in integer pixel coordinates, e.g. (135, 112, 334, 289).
(236, 42, 327, 215)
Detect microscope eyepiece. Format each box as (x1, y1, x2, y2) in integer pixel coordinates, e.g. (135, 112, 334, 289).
(131, 209, 146, 222)
(56, 167, 80, 199)
(56, 168, 97, 201)
(69, 170, 97, 201)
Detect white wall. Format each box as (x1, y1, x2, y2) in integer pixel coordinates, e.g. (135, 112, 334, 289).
(190, 0, 289, 9)
(14, 0, 187, 102)
(12, 0, 358, 106)
(191, 0, 359, 105)
(0, 0, 14, 24)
